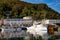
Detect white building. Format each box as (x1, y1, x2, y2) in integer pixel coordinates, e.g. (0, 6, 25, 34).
(23, 16, 32, 20)
(3, 17, 33, 26)
(41, 19, 60, 25)
(3, 17, 33, 27)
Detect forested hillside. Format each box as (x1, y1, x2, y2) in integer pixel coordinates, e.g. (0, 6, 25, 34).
(0, 0, 60, 20)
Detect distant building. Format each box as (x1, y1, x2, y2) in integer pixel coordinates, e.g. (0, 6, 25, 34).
(42, 19, 60, 25)
(3, 17, 33, 27)
(23, 16, 32, 20)
(0, 18, 4, 26)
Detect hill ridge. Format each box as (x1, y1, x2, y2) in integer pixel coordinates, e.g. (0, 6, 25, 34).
(0, 0, 60, 19)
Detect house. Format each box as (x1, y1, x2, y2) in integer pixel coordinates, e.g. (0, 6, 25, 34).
(3, 17, 33, 27)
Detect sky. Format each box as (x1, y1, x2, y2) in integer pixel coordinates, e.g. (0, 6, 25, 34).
(21, 0, 60, 13)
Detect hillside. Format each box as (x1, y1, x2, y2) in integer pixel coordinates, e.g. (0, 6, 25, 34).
(0, 0, 60, 20)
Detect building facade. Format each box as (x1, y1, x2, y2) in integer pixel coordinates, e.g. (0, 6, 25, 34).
(3, 17, 33, 27)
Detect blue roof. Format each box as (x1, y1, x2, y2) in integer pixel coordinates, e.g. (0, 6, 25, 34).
(12, 18, 23, 21)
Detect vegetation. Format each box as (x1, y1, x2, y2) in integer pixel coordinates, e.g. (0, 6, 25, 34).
(0, 0, 60, 20)
(2, 37, 24, 40)
(48, 35, 60, 40)
(30, 36, 43, 40)
(1, 36, 43, 40)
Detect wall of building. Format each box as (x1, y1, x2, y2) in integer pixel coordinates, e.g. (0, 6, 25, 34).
(3, 18, 33, 27)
